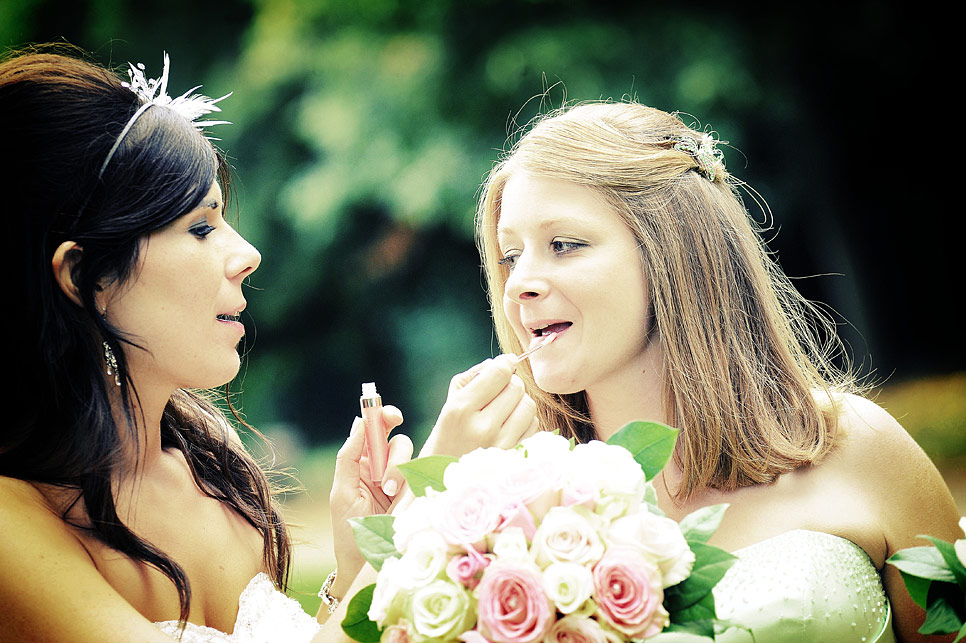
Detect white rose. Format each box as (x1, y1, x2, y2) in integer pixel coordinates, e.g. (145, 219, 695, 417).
(399, 530, 450, 588)
(392, 494, 441, 554)
(607, 511, 695, 587)
(408, 579, 475, 642)
(444, 446, 524, 493)
(541, 562, 594, 614)
(519, 431, 573, 463)
(570, 441, 645, 519)
(490, 526, 531, 563)
(531, 505, 605, 568)
(369, 556, 411, 626)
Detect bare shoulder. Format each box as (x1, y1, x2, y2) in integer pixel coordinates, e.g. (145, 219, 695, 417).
(0, 476, 172, 642)
(813, 394, 961, 642)
(829, 393, 960, 546)
(0, 475, 65, 531)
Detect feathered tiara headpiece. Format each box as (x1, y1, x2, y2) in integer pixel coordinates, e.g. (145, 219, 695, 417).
(97, 52, 231, 178)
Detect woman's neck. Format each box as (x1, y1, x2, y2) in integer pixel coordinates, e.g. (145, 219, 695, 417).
(109, 372, 175, 475)
(585, 341, 668, 442)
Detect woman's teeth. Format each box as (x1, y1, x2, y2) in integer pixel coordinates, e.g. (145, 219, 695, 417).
(535, 322, 572, 337)
(217, 313, 240, 322)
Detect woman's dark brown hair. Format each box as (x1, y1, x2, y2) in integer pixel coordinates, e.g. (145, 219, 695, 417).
(1, 45, 290, 624)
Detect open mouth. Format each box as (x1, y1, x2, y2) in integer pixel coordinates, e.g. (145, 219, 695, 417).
(532, 322, 572, 337)
(217, 313, 241, 322)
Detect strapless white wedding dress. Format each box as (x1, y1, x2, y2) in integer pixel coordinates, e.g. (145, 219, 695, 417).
(711, 529, 894, 642)
(155, 530, 893, 642)
(154, 573, 320, 642)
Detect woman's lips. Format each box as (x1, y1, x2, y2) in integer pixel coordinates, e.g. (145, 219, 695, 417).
(532, 321, 572, 337)
(216, 313, 245, 335)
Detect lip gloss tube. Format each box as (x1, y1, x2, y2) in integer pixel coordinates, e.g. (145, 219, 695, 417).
(361, 382, 389, 486)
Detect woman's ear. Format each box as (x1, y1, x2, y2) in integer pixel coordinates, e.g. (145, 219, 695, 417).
(51, 241, 84, 306)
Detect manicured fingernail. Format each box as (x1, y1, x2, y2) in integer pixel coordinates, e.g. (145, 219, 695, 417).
(383, 479, 398, 496)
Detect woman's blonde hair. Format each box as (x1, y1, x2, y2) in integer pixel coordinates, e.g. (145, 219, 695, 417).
(477, 102, 855, 499)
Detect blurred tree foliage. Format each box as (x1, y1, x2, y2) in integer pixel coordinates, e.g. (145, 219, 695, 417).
(4, 0, 960, 449)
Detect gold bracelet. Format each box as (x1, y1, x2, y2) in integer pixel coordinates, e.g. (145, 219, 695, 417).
(318, 569, 340, 614)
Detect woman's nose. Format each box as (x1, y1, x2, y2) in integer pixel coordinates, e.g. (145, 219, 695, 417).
(227, 229, 261, 280)
(504, 253, 547, 302)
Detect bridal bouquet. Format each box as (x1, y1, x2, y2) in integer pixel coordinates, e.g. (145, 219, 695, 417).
(342, 422, 736, 642)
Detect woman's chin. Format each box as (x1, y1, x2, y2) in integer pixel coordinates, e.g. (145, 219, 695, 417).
(532, 368, 582, 396)
(183, 358, 242, 391)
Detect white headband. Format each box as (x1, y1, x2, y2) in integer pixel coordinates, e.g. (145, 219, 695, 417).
(97, 52, 231, 179)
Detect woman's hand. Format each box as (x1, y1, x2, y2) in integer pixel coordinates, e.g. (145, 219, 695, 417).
(420, 354, 539, 458)
(329, 407, 412, 584)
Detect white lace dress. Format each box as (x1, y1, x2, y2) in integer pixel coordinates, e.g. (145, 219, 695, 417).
(154, 573, 321, 642)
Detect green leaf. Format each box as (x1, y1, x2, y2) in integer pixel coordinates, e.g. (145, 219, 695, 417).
(923, 536, 966, 590)
(349, 515, 399, 571)
(678, 504, 729, 544)
(664, 542, 737, 612)
(397, 455, 457, 496)
(953, 619, 966, 643)
(341, 583, 382, 643)
(896, 572, 933, 609)
(919, 580, 966, 635)
(667, 591, 716, 632)
(888, 546, 956, 583)
(606, 420, 679, 481)
(643, 481, 665, 517)
(660, 619, 716, 640)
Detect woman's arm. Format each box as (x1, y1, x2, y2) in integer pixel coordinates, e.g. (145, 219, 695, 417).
(0, 478, 176, 643)
(840, 395, 961, 643)
(419, 353, 539, 457)
(315, 355, 539, 638)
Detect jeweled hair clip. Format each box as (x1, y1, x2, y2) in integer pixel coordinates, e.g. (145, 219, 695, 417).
(97, 53, 231, 179)
(669, 132, 726, 182)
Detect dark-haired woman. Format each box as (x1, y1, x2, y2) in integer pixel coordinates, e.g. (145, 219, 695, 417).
(0, 46, 536, 642)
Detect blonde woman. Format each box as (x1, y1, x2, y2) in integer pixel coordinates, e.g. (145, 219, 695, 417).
(471, 102, 960, 642)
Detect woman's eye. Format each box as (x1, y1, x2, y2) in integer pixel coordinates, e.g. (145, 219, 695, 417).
(497, 253, 519, 269)
(189, 224, 216, 239)
(551, 239, 585, 254)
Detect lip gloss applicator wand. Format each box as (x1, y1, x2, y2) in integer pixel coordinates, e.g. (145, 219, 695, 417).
(360, 382, 390, 487)
(515, 332, 557, 363)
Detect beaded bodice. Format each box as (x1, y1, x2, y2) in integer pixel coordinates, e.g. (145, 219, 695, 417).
(712, 530, 894, 642)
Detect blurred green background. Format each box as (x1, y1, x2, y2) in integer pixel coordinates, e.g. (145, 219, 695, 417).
(4, 0, 962, 611)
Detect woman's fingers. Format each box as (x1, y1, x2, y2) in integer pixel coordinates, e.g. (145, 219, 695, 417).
(382, 405, 404, 433)
(449, 360, 490, 392)
(492, 395, 537, 449)
(478, 373, 526, 425)
(451, 354, 518, 411)
(333, 417, 365, 479)
(523, 415, 541, 439)
(381, 433, 414, 497)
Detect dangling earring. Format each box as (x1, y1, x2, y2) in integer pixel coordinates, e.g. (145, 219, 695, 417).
(103, 341, 121, 387)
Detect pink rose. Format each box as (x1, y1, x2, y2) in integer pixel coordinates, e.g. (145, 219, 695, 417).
(543, 615, 623, 643)
(434, 484, 503, 547)
(380, 620, 413, 643)
(476, 562, 554, 643)
(560, 479, 597, 510)
(592, 548, 669, 639)
(497, 501, 537, 540)
(459, 631, 492, 643)
(496, 459, 561, 522)
(447, 546, 491, 589)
